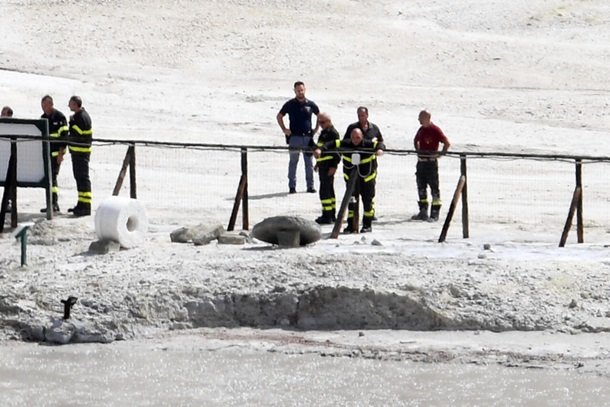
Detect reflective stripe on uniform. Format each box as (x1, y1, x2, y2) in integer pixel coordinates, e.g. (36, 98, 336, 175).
(71, 125, 93, 136)
(78, 192, 92, 204)
(360, 155, 376, 164)
(321, 197, 334, 211)
(69, 145, 92, 153)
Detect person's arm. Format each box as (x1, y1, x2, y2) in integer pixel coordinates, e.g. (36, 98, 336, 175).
(318, 138, 342, 155)
(440, 138, 450, 155)
(373, 124, 383, 143)
(276, 111, 290, 136)
(438, 127, 450, 156)
(56, 113, 69, 163)
(343, 124, 353, 141)
(312, 113, 320, 135)
(374, 140, 385, 156)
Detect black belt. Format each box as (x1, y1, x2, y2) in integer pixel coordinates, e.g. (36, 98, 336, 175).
(418, 157, 437, 162)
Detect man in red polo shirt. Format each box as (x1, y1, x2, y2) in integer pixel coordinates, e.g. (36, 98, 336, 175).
(412, 110, 451, 221)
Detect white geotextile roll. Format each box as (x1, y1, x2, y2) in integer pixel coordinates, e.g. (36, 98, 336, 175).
(94, 196, 148, 248)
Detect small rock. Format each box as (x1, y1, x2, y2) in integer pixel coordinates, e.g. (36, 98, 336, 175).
(568, 299, 578, 309)
(371, 239, 382, 246)
(192, 223, 225, 246)
(483, 243, 491, 250)
(170, 227, 193, 243)
(88, 239, 121, 255)
(217, 233, 246, 245)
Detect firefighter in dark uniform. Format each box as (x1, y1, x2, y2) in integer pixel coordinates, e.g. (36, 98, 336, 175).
(412, 110, 450, 221)
(343, 106, 384, 144)
(313, 112, 340, 224)
(67, 96, 93, 217)
(315, 128, 385, 233)
(343, 106, 384, 220)
(40, 95, 69, 213)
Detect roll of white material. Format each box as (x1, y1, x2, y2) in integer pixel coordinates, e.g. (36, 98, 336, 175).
(94, 196, 148, 249)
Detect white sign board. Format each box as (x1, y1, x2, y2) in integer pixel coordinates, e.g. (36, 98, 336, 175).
(0, 118, 50, 187)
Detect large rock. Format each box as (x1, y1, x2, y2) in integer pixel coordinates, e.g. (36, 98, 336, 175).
(251, 216, 321, 247)
(44, 318, 76, 344)
(42, 318, 115, 344)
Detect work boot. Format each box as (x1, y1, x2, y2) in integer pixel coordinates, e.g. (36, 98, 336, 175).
(73, 206, 91, 217)
(343, 219, 355, 234)
(316, 210, 335, 225)
(40, 203, 61, 213)
(70, 203, 91, 217)
(411, 201, 429, 221)
(315, 216, 333, 225)
(360, 216, 372, 233)
(429, 204, 441, 222)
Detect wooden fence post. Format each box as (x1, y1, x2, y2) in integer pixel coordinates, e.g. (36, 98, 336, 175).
(438, 175, 466, 243)
(559, 159, 584, 247)
(228, 147, 249, 231)
(331, 167, 359, 239)
(129, 145, 137, 199)
(559, 186, 582, 247)
(241, 148, 249, 230)
(112, 144, 137, 197)
(575, 159, 583, 243)
(460, 154, 469, 239)
(0, 140, 17, 232)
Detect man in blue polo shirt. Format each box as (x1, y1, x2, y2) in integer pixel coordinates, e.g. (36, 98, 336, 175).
(276, 81, 319, 194)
